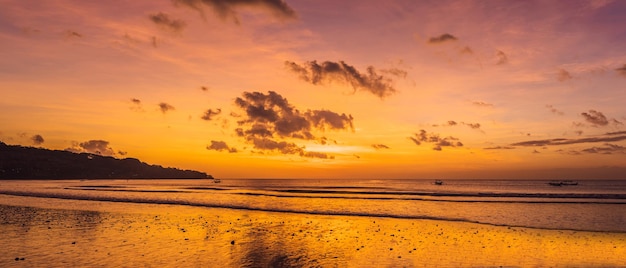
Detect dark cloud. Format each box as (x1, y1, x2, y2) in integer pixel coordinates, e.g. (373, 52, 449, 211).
(159, 102, 175, 114)
(484, 146, 516, 150)
(172, 0, 297, 24)
(131, 98, 141, 104)
(580, 143, 625, 154)
(65, 30, 82, 38)
(302, 151, 334, 159)
(201, 86, 209, 91)
(616, 64, 626, 77)
(464, 123, 481, 129)
(496, 50, 508, 65)
(580, 110, 622, 127)
(409, 130, 463, 151)
(557, 69, 573, 82)
(232, 91, 354, 158)
(201, 108, 222, 120)
(511, 133, 626, 147)
(447, 121, 458, 126)
(206, 140, 237, 153)
(546, 105, 564, 115)
(66, 140, 116, 156)
(372, 144, 390, 150)
(285, 60, 398, 99)
(472, 101, 494, 107)
(149, 12, 186, 33)
(31, 134, 44, 145)
(428, 33, 457, 44)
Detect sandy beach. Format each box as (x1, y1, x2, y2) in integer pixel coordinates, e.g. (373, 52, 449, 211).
(1, 194, 624, 267)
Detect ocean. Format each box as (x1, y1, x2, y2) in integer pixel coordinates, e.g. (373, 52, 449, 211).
(1, 179, 624, 232)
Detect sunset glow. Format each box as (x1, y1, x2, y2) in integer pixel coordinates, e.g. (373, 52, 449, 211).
(1, 0, 625, 179)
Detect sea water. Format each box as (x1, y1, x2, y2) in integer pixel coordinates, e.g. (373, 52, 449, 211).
(1, 179, 624, 232)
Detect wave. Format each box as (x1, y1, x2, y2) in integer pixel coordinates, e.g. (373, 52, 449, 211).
(61, 185, 626, 204)
(1, 189, 625, 233)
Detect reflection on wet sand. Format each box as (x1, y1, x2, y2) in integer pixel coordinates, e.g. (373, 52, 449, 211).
(1, 195, 625, 267)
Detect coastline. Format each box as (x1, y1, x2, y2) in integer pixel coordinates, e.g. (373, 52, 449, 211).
(1, 194, 625, 267)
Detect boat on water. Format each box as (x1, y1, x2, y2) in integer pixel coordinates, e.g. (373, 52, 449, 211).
(434, 180, 444, 185)
(548, 180, 578, 186)
(213, 178, 221, 183)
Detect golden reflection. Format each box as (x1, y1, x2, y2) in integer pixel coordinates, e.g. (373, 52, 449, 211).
(0, 198, 624, 267)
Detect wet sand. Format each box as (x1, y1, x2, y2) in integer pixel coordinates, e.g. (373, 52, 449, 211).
(1, 194, 625, 267)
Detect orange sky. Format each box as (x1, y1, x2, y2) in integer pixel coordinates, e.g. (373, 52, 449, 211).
(1, 0, 625, 179)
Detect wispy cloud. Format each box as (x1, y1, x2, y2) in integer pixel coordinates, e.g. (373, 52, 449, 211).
(546, 105, 564, 115)
(172, 0, 297, 24)
(149, 12, 186, 33)
(409, 129, 463, 151)
(285, 60, 399, 99)
(428, 33, 457, 44)
(496, 50, 508, 65)
(472, 101, 494, 108)
(557, 69, 573, 82)
(511, 133, 626, 147)
(580, 110, 622, 127)
(616, 64, 626, 77)
(372, 144, 390, 150)
(201, 108, 222, 121)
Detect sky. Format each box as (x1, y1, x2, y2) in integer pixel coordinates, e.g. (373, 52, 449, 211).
(1, 0, 625, 179)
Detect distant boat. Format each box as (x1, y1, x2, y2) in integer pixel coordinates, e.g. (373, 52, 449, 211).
(434, 180, 444, 185)
(213, 178, 221, 183)
(548, 180, 578, 186)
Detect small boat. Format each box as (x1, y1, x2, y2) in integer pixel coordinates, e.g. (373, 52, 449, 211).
(434, 180, 444, 185)
(213, 178, 221, 183)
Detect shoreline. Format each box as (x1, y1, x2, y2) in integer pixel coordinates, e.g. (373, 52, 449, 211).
(1, 195, 625, 267)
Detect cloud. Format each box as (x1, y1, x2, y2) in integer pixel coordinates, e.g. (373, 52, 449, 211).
(511, 133, 626, 147)
(206, 140, 237, 153)
(557, 69, 573, 82)
(130, 98, 144, 112)
(380, 68, 408, 79)
(372, 144, 390, 150)
(409, 130, 463, 151)
(159, 102, 175, 114)
(428, 33, 457, 44)
(66, 140, 116, 156)
(460, 46, 473, 54)
(65, 30, 82, 39)
(31, 134, 44, 145)
(483, 146, 516, 150)
(285, 60, 399, 99)
(472, 101, 494, 108)
(579, 143, 626, 154)
(233, 91, 354, 158)
(433, 121, 481, 130)
(496, 50, 508, 65)
(302, 151, 334, 159)
(172, 0, 297, 24)
(616, 64, 626, 77)
(546, 105, 564, 115)
(580, 110, 622, 127)
(149, 12, 186, 33)
(201, 108, 222, 120)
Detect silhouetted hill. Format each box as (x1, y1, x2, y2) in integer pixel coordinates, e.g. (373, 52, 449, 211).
(0, 141, 211, 179)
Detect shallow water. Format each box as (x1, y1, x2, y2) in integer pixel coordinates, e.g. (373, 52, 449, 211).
(0, 179, 624, 232)
(1, 196, 625, 267)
